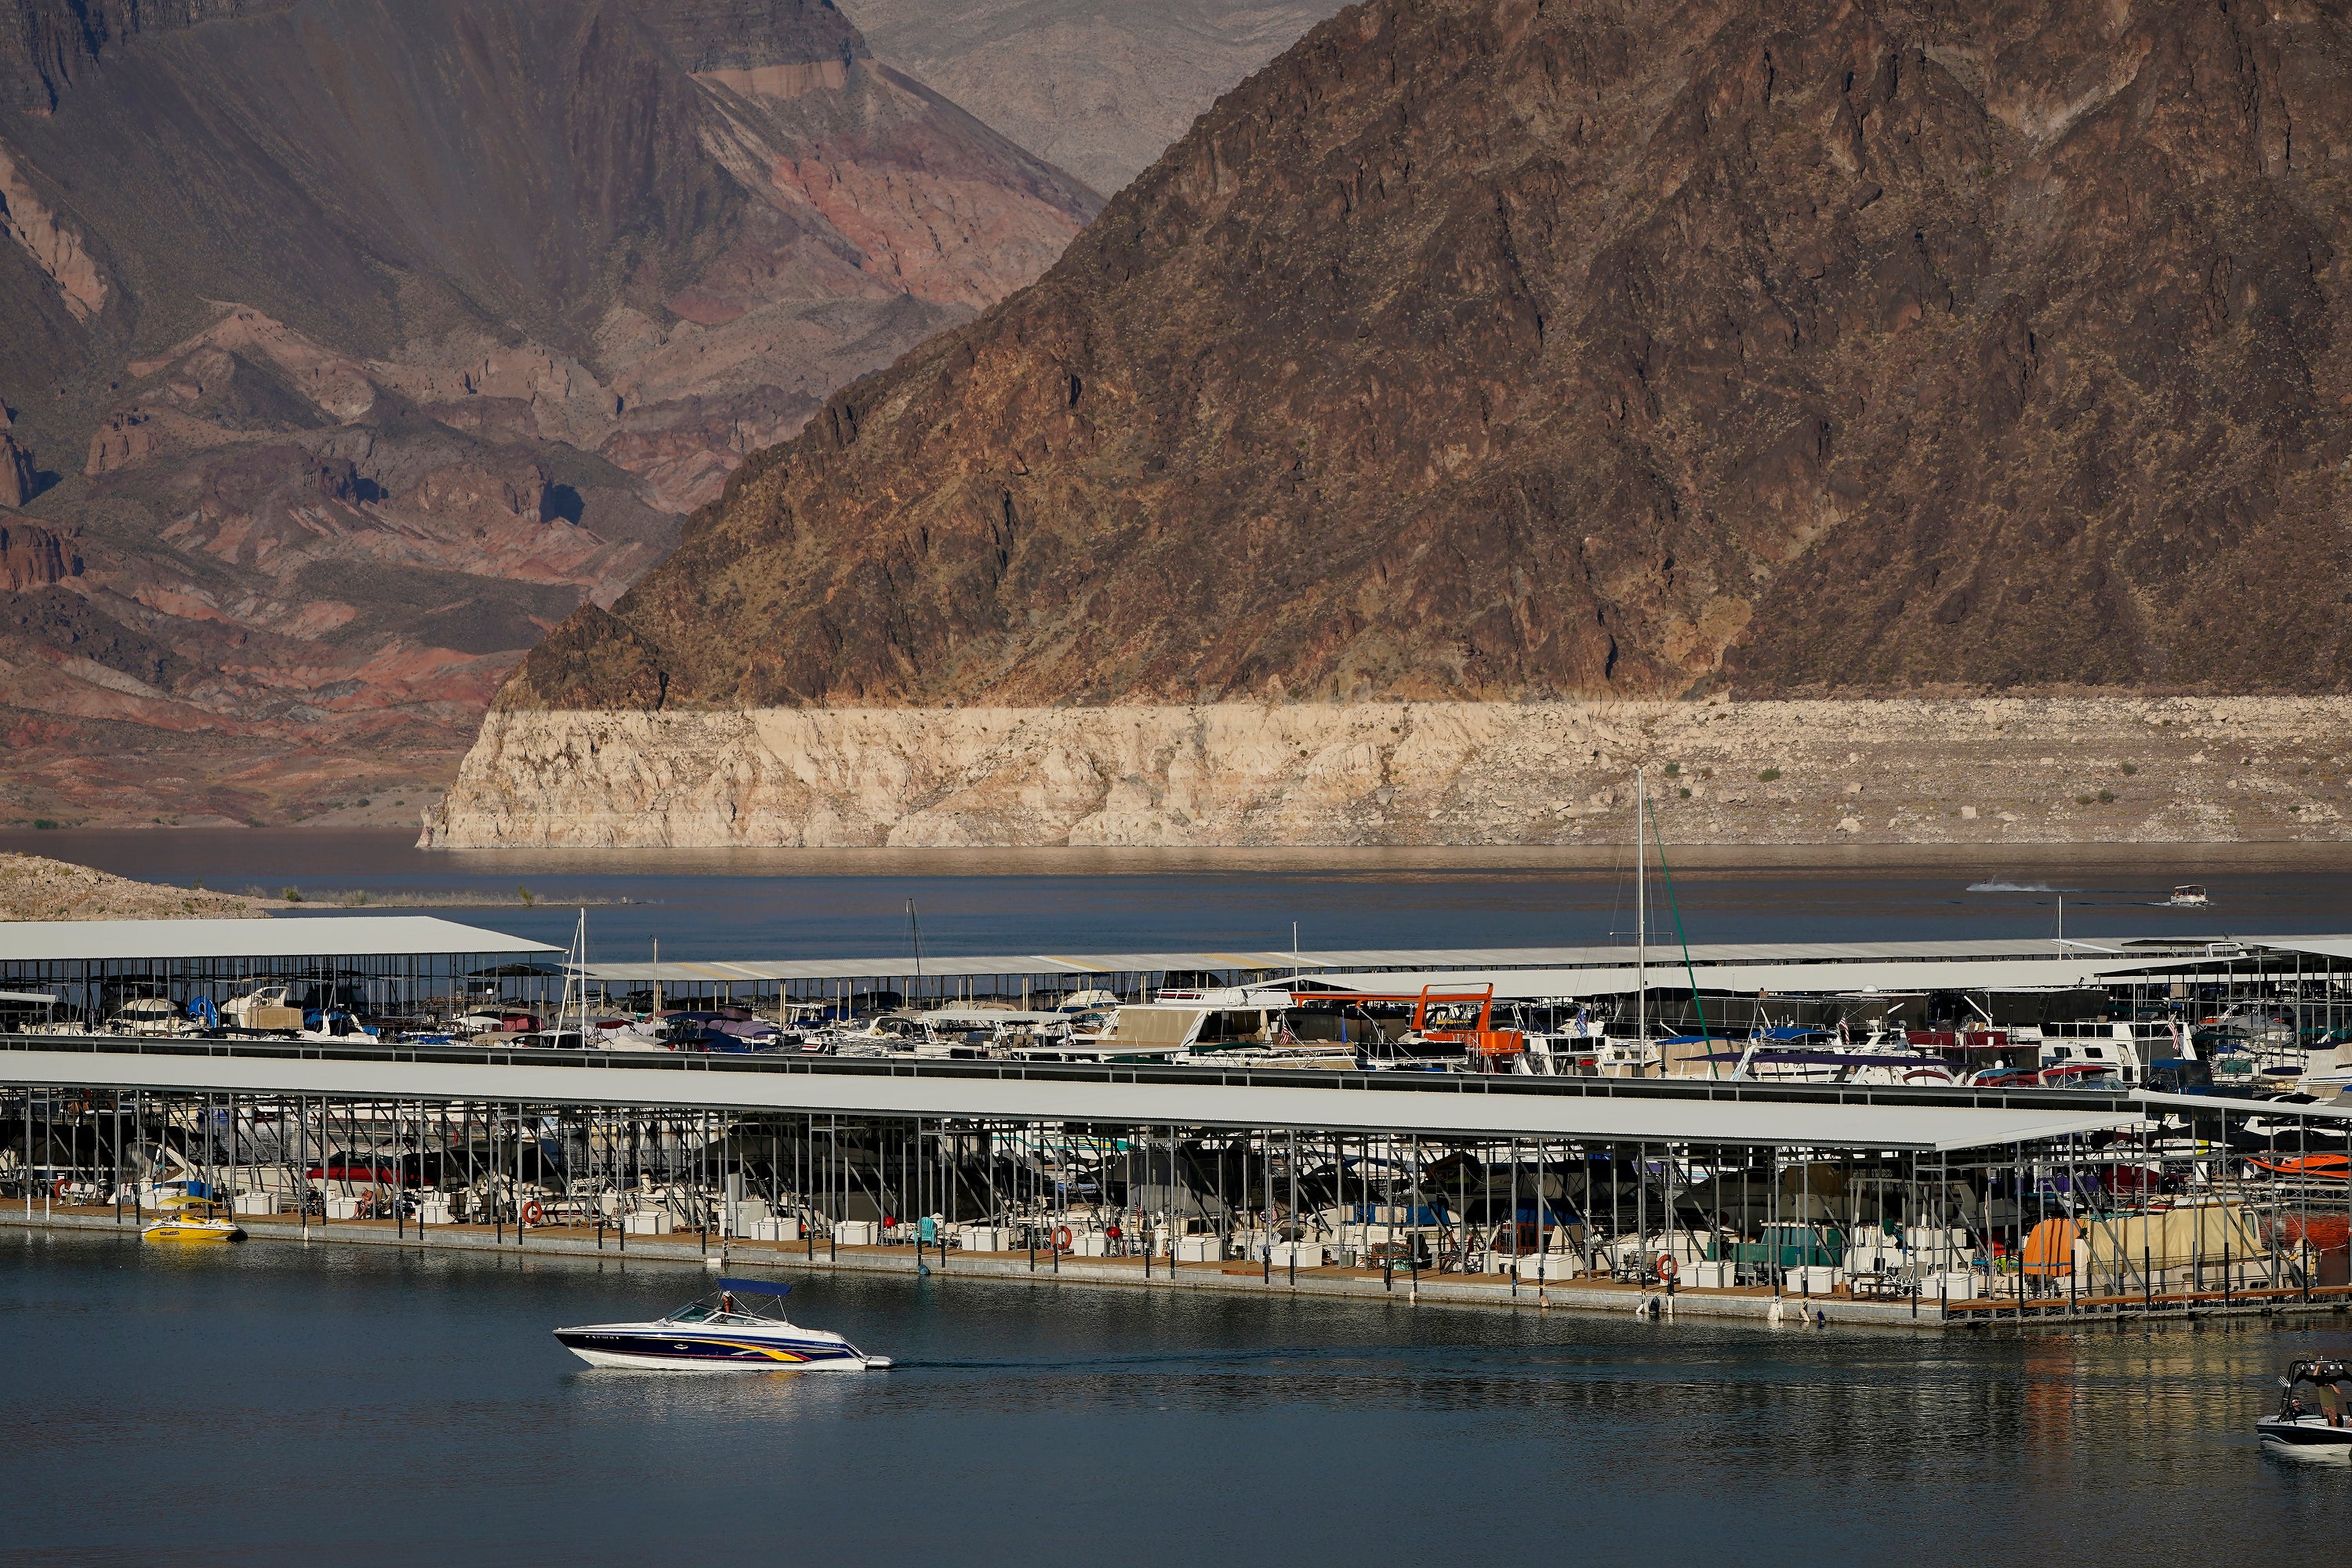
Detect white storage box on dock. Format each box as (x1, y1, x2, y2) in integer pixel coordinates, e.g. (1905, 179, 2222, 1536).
(834, 1220, 879, 1246)
(1685, 1261, 1736, 1289)
(1788, 1265, 1841, 1295)
(728, 1199, 771, 1232)
(1272, 1242, 1324, 1269)
(1927, 1271, 1988, 1302)
(622, 1211, 672, 1236)
(1073, 1230, 1112, 1257)
(1174, 1235, 1223, 1262)
(231, 1192, 275, 1216)
(1512, 1254, 1574, 1281)
(325, 1196, 364, 1220)
(416, 1200, 452, 1225)
(752, 1216, 800, 1242)
(961, 1226, 1004, 1252)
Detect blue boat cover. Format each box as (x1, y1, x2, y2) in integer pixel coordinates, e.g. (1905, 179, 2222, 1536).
(717, 1277, 790, 1296)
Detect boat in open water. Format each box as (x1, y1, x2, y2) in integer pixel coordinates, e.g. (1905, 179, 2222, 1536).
(554, 1279, 888, 1371)
(2259, 1359, 2352, 1460)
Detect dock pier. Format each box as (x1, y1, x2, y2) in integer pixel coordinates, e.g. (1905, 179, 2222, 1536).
(8, 1033, 2349, 1332)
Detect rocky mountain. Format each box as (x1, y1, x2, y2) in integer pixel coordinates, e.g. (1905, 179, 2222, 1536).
(0, 0, 1098, 826)
(440, 0, 2352, 847)
(842, 0, 1345, 194)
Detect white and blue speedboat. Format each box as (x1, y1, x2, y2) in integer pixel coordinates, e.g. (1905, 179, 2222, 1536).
(555, 1279, 889, 1371)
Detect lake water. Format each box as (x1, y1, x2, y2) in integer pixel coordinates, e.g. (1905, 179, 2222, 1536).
(8, 837, 2352, 1558)
(8, 829, 2352, 960)
(3, 1227, 2346, 1565)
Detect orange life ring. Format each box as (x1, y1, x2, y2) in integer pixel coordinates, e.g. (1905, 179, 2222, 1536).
(1053, 1225, 1073, 1250)
(521, 1200, 543, 1225)
(1655, 1253, 1679, 1283)
(52, 1178, 69, 1203)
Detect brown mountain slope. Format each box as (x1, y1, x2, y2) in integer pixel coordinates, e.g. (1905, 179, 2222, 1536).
(500, 0, 2352, 723)
(0, 0, 1098, 826)
(842, 0, 1346, 194)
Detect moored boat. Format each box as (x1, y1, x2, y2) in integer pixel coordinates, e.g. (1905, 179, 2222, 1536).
(141, 1215, 244, 1243)
(554, 1279, 887, 1371)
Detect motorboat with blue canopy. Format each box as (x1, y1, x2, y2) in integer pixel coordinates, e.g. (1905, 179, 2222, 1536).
(554, 1279, 890, 1371)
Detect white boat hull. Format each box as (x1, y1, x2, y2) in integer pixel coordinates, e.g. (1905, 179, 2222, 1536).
(555, 1320, 885, 1372)
(2258, 1416, 2352, 1460)
(565, 1345, 881, 1373)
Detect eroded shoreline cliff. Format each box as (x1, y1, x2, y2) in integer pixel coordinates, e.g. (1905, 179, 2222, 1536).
(421, 697, 2352, 848)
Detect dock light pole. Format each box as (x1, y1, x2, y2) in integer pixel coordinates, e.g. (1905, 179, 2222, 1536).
(1409, 1133, 1421, 1303)
(1288, 1129, 1299, 1287)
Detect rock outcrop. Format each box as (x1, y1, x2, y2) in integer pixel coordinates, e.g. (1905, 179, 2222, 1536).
(0, 519, 74, 590)
(423, 695, 2352, 848)
(0, 0, 1103, 827)
(0, 430, 34, 507)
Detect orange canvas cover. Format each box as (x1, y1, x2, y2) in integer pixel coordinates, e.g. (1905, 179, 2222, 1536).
(2021, 1217, 2078, 1276)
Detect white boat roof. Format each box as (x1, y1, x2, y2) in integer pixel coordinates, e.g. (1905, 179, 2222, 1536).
(0, 916, 559, 963)
(574, 935, 2335, 997)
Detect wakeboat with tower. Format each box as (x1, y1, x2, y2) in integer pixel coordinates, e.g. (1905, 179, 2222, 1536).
(2259, 1359, 2352, 1458)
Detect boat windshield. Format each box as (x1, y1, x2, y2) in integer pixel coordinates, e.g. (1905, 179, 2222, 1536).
(666, 1294, 783, 1326)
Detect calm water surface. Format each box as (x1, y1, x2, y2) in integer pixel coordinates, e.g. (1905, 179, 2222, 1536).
(8, 837, 2352, 1558)
(3, 1229, 2347, 1565)
(8, 829, 2352, 958)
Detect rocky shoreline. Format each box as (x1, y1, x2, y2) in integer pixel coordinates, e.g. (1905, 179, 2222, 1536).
(0, 851, 278, 920)
(419, 696, 2352, 849)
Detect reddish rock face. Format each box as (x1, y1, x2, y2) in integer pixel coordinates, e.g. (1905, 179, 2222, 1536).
(0, 0, 1102, 824)
(0, 518, 74, 591)
(0, 430, 33, 506)
(505, 0, 2352, 717)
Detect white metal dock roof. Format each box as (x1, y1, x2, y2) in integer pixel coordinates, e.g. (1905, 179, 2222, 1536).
(579, 950, 1311, 983)
(0, 1040, 2143, 1150)
(0, 916, 559, 963)
(580, 937, 2184, 982)
(575, 935, 2262, 995)
(1298, 956, 2182, 1000)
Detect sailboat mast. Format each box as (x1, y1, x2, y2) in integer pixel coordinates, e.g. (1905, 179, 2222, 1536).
(569, 907, 586, 1036)
(1635, 768, 1646, 1048)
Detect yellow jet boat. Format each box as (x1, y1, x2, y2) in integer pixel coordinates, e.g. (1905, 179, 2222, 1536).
(141, 1215, 245, 1243)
